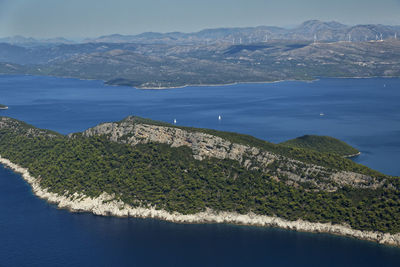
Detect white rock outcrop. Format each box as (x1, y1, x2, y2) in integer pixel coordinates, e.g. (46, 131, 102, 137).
(79, 119, 380, 191)
(1, 155, 399, 248)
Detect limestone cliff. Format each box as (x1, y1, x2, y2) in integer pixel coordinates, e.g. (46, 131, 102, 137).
(75, 116, 381, 191)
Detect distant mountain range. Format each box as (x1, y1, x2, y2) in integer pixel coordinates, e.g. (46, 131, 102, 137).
(0, 36, 75, 47)
(1, 20, 400, 47)
(85, 20, 400, 44)
(0, 20, 399, 88)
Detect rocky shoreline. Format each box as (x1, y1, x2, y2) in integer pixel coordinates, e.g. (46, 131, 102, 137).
(344, 152, 361, 158)
(1, 155, 400, 248)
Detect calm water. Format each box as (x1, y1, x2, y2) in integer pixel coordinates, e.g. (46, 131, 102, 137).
(0, 75, 400, 266)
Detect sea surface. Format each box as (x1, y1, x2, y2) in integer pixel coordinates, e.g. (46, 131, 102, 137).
(0, 75, 399, 266)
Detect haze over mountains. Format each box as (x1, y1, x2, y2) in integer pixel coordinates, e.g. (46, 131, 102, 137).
(1, 20, 400, 46)
(87, 20, 400, 45)
(0, 20, 399, 88)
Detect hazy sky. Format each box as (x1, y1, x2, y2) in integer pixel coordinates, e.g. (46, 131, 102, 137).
(1, 0, 400, 38)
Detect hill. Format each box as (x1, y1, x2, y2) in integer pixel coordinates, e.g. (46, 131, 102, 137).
(1, 115, 400, 247)
(83, 20, 399, 44)
(281, 135, 360, 157)
(1, 21, 399, 47)
(0, 40, 399, 88)
(0, 20, 399, 88)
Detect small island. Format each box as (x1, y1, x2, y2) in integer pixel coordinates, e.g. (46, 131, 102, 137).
(0, 104, 8, 110)
(281, 135, 360, 158)
(0, 116, 399, 247)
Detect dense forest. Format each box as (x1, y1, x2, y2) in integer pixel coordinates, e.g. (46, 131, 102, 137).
(108, 116, 383, 179)
(281, 135, 360, 157)
(0, 116, 399, 234)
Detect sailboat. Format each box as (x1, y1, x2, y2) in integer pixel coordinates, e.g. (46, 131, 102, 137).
(173, 119, 177, 124)
(218, 115, 222, 120)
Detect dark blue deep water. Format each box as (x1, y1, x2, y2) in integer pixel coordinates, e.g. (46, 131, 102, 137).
(0, 75, 400, 266)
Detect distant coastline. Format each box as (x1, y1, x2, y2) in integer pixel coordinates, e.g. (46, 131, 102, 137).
(1, 155, 399, 248)
(1, 73, 398, 91)
(132, 76, 399, 90)
(73, 75, 400, 90)
(0, 72, 317, 90)
(132, 79, 316, 90)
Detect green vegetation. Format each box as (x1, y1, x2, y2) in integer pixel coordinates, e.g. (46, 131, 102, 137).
(281, 135, 359, 157)
(0, 117, 399, 234)
(118, 116, 384, 179)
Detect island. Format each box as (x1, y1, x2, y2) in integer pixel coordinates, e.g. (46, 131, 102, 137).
(281, 135, 361, 158)
(0, 104, 8, 110)
(0, 116, 399, 246)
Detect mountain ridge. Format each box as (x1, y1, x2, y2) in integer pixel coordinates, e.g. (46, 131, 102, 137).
(84, 20, 400, 44)
(2, 20, 399, 47)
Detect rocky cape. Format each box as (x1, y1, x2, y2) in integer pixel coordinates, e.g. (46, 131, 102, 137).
(1, 155, 399, 247)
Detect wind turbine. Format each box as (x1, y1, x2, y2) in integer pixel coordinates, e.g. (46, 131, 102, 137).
(395, 33, 397, 40)
(380, 33, 383, 41)
(264, 34, 268, 42)
(348, 34, 352, 42)
(314, 34, 317, 44)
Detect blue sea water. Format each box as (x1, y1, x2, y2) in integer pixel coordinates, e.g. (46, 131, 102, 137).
(0, 75, 399, 266)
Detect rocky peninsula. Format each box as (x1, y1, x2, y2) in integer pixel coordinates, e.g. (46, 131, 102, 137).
(0, 116, 399, 247)
(1, 155, 399, 247)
